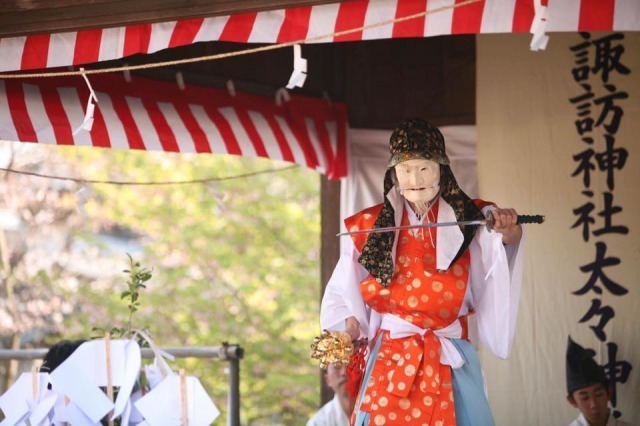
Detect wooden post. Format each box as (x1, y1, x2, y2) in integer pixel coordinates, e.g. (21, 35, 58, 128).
(319, 174, 341, 406)
(32, 365, 38, 399)
(180, 369, 188, 426)
(105, 333, 114, 426)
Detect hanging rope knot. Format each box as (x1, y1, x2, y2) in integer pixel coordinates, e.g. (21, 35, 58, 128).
(345, 338, 368, 399)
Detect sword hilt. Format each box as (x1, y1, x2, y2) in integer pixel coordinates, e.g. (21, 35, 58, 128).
(516, 214, 545, 225)
(485, 212, 545, 230)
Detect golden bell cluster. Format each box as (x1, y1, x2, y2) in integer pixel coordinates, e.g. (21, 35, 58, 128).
(310, 330, 355, 370)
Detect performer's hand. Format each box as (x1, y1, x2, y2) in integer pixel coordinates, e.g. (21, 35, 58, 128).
(491, 207, 522, 245)
(345, 316, 360, 341)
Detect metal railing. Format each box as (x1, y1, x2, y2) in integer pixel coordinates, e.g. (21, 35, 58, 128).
(0, 343, 244, 426)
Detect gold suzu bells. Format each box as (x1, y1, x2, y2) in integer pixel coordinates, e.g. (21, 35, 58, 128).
(310, 330, 354, 370)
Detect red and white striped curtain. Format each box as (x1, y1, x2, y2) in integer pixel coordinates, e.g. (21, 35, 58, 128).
(0, 75, 348, 179)
(0, 0, 638, 177)
(1, 0, 638, 73)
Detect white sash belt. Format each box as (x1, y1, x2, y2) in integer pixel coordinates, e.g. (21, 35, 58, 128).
(380, 313, 465, 369)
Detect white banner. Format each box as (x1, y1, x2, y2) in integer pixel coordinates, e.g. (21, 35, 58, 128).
(477, 32, 639, 424)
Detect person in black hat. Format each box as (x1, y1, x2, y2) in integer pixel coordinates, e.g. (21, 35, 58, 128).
(566, 337, 634, 426)
(320, 117, 525, 426)
(40, 339, 87, 374)
(40, 339, 87, 391)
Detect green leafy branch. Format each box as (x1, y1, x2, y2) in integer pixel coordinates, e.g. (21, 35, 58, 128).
(121, 253, 153, 331)
(89, 254, 155, 417)
(92, 253, 153, 340)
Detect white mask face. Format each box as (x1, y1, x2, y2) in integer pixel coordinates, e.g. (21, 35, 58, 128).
(394, 159, 441, 209)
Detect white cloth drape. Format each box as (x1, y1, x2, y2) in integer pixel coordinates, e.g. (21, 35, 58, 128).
(306, 394, 349, 426)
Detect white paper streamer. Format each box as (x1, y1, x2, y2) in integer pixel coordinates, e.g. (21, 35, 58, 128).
(175, 71, 185, 91)
(226, 79, 236, 97)
(530, 0, 549, 51)
(0, 372, 55, 426)
(275, 87, 291, 106)
(75, 186, 91, 217)
(73, 68, 99, 135)
(286, 44, 308, 89)
(135, 374, 220, 426)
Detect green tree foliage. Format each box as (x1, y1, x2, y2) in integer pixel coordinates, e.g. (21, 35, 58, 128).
(9, 144, 323, 425)
(0, 143, 91, 390)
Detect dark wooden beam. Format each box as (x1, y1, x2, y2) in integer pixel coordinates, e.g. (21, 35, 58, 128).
(344, 36, 476, 128)
(0, 0, 347, 38)
(89, 40, 343, 102)
(319, 174, 341, 405)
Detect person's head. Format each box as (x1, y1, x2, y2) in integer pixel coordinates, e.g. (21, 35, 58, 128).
(393, 159, 441, 214)
(388, 117, 448, 215)
(40, 339, 86, 373)
(567, 382, 611, 425)
(358, 117, 483, 287)
(324, 364, 347, 396)
(387, 117, 449, 171)
(566, 337, 611, 425)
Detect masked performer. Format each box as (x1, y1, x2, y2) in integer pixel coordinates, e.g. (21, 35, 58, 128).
(320, 117, 525, 426)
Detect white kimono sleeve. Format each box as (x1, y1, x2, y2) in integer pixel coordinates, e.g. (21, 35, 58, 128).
(468, 217, 526, 359)
(320, 237, 372, 339)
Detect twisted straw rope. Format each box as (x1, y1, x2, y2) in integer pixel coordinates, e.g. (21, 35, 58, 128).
(0, 0, 481, 79)
(0, 164, 299, 185)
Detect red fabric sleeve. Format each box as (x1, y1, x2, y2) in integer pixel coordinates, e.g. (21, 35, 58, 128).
(343, 204, 384, 253)
(473, 199, 496, 210)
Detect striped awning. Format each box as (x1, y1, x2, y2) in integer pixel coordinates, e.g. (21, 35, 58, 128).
(1, 0, 638, 73)
(0, 75, 348, 179)
(0, 0, 638, 178)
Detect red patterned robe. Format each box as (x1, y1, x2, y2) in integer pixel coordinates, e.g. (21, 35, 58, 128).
(320, 193, 525, 426)
(346, 200, 468, 425)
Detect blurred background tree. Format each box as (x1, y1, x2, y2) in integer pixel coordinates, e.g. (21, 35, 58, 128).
(0, 141, 322, 425)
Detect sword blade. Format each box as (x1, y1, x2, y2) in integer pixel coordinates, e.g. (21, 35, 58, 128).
(336, 220, 486, 237)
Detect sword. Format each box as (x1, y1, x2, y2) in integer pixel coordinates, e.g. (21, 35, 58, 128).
(336, 213, 545, 237)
